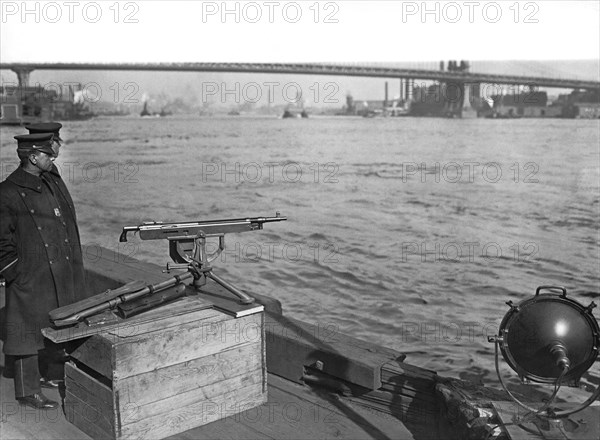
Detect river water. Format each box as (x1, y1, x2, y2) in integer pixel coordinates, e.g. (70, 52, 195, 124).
(1, 115, 598, 392)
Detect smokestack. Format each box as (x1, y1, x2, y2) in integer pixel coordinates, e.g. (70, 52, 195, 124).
(384, 82, 388, 107)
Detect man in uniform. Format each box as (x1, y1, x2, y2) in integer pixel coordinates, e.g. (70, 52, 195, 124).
(24, 122, 79, 390)
(0, 133, 87, 409)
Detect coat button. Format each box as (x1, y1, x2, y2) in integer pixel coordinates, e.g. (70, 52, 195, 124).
(38, 226, 42, 230)
(49, 260, 53, 265)
(37, 186, 41, 190)
(64, 238, 69, 243)
(30, 209, 35, 214)
(65, 256, 70, 261)
(21, 192, 25, 197)
(44, 243, 49, 247)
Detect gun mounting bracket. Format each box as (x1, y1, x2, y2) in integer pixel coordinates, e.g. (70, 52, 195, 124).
(165, 232, 254, 305)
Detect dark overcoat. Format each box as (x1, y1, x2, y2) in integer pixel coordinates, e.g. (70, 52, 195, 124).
(0, 166, 87, 355)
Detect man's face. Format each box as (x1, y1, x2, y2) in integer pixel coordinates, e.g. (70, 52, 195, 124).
(33, 151, 55, 172)
(52, 140, 61, 158)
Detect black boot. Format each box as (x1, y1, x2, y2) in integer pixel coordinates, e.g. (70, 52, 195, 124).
(17, 393, 59, 409)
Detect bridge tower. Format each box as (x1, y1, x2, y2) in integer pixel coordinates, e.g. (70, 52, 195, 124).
(442, 81, 465, 117)
(404, 78, 414, 100)
(462, 83, 481, 116)
(11, 67, 33, 87)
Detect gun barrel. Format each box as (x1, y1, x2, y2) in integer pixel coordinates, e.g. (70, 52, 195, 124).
(120, 214, 286, 242)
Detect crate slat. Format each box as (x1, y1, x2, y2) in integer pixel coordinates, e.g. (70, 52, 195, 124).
(112, 312, 262, 379)
(65, 391, 114, 437)
(119, 382, 266, 439)
(115, 341, 263, 407)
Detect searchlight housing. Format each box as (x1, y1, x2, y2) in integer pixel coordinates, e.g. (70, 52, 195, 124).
(489, 286, 599, 418)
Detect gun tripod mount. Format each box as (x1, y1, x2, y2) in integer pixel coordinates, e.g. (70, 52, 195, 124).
(165, 231, 255, 304)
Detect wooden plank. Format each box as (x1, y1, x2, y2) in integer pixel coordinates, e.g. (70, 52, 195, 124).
(115, 341, 264, 407)
(113, 312, 263, 379)
(381, 359, 437, 382)
(64, 391, 114, 438)
(197, 286, 281, 316)
(199, 291, 264, 317)
(121, 367, 264, 422)
(174, 373, 421, 440)
(260, 313, 267, 394)
(64, 363, 114, 432)
(69, 335, 115, 379)
(264, 313, 404, 390)
(120, 378, 266, 439)
(65, 363, 113, 405)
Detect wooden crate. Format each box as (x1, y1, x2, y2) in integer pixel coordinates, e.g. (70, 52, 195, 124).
(63, 302, 266, 440)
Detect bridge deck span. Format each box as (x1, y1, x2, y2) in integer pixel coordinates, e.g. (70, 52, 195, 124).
(1, 62, 599, 90)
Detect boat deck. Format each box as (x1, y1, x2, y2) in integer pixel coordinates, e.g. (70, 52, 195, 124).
(0, 246, 440, 439)
(2, 247, 598, 439)
(1, 370, 426, 440)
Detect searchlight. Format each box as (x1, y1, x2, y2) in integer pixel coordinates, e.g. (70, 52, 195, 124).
(489, 286, 599, 418)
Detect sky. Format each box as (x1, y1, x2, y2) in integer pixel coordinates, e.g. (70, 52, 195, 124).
(1, 1, 599, 63)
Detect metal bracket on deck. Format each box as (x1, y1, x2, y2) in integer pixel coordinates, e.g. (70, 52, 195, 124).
(164, 232, 255, 305)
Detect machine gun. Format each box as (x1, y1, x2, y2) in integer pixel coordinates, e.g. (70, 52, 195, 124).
(119, 212, 286, 304)
(50, 213, 286, 327)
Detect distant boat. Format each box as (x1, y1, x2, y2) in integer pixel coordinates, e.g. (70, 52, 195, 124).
(140, 102, 152, 117)
(282, 109, 308, 119)
(140, 102, 170, 117)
